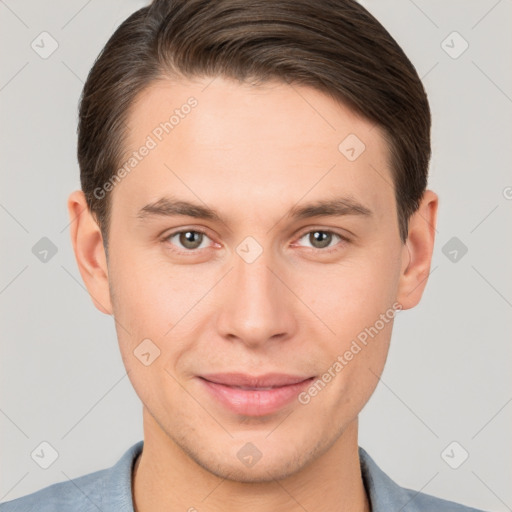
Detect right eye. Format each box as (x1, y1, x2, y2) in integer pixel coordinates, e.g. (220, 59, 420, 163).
(162, 229, 214, 252)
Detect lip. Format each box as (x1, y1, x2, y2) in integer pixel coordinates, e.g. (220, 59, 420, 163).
(198, 373, 314, 416)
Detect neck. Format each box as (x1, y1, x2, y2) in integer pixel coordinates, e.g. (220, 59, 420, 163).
(132, 408, 370, 512)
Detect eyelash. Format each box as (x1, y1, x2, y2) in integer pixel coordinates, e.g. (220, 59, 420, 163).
(160, 228, 350, 255)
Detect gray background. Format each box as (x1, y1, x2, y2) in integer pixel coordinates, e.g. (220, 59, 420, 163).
(1, 1, 511, 510)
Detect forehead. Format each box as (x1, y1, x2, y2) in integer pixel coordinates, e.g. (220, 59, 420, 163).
(115, 76, 394, 223)
(126, 76, 384, 152)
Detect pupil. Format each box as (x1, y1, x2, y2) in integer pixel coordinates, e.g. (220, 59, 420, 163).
(312, 231, 330, 248)
(182, 231, 201, 249)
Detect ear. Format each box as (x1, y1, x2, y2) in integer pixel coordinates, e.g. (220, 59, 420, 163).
(396, 189, 439, 310)
(67, 190, 113, 315)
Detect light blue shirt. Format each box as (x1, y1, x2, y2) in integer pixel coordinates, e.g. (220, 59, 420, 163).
(0, 441, 488, 511)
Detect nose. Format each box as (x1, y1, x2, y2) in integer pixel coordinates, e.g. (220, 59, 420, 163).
(215, 249, 298, 349)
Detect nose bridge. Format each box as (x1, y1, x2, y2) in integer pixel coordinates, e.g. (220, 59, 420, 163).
(216, 242, 295, 345)
(235, 249, 277, 301)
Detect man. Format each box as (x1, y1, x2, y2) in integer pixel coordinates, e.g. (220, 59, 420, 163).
(0, 0, 489, 511)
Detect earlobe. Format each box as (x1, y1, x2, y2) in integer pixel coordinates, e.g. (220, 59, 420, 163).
(67, 190, 113, 315)
(396, 189, 439, 310)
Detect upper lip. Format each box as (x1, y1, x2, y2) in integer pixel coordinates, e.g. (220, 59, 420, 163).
(200, 372, 313, 388)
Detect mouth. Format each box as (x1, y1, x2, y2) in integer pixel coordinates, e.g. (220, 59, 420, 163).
(197, 373, 315, 416)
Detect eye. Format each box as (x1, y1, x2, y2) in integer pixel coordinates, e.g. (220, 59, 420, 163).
(295, 229, 349, 251)
(161, 228, 350, 255)
(163, 229, 213, 252)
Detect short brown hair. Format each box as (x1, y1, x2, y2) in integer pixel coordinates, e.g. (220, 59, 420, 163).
(77, 0, 431, 252)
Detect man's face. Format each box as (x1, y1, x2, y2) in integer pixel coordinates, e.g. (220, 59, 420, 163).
(105, 76, 408, 481)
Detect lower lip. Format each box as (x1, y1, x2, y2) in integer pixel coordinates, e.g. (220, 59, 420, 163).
(198, 377, 314, 416)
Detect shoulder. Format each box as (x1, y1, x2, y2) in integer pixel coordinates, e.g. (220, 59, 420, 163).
(0, 468, 108, 512)
(399, 485, 488, 512)
(358, 447, 489, 512)
(0, 441, 143, 512)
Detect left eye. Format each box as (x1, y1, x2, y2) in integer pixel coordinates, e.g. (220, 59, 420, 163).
(296, 230, 345, 250)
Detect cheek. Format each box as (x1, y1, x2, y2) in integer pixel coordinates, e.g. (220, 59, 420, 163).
(301, 312, 394, 423)
(288, 245, 400, 408)
(290, 249, 401, 337)
(108, 251, 216, 381)
(108, 244, 192, 333)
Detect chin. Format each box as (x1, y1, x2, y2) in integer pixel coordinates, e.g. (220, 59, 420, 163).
(190, 439, 319, 484)
(211, 459, 303, 484)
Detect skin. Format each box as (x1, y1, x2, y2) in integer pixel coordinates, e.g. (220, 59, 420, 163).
(68, 76, 438, 512)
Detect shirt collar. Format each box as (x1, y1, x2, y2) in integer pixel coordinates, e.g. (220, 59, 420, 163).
(359, 446, 422, 512)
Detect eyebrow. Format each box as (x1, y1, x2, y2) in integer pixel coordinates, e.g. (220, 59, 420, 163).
(136, 195, 373, 224)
